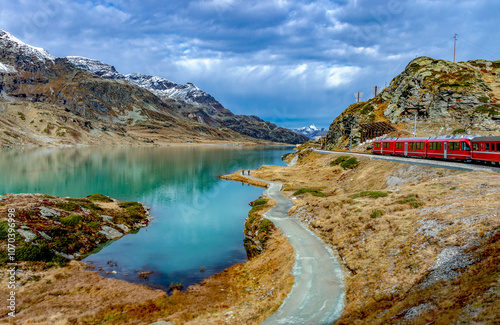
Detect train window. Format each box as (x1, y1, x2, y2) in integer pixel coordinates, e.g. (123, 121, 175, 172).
(396, 142, 402, 149)
(375, 143, 380, 148)
(461, 142, 470, 151)
(473, 143, 478, 151)
(486, 143, 490, 151)
(497, 143, 500, 151)
(384, 142, 390, 148)
(438, 143, 441, 150)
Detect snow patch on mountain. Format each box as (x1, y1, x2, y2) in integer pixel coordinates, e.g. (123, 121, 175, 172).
(0, 30, 55, 62)
(65, 56, 223, 111)
(124, 73, 212, 107)
(291, 124, 327, 139)
(66, 56, 123, 79)
(0, 62, 17, 73)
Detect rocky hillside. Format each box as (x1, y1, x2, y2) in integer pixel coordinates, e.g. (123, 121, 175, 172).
(325, 57, 500, 149)
(0, 30, 307, 145)
(65, 55, 308, 144)
(0, 193, 151, 263)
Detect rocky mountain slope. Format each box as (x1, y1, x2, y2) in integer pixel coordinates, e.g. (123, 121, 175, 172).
(325, 56, 500, 149)
(65, 55, 308, 144)
(0, 30, 307, 145)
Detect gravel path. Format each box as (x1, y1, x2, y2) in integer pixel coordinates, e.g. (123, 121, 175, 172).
(248, 175, 345, 325)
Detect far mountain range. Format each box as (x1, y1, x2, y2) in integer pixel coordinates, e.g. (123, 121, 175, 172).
(0, 29, 308, 146)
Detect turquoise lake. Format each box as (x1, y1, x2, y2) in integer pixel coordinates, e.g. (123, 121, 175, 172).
(0, 145, 292, 291)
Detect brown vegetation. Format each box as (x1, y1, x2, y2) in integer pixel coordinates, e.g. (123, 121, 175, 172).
(0, 193, 294, 324)
(252, 150, 500, 324)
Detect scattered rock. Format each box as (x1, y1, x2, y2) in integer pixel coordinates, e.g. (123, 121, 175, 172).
(98, 225, 123, 240)
(39, 206, 60, 218)
(17, 229, 37, 242)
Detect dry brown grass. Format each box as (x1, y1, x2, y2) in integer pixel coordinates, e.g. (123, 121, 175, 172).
(251, 150, 500, 324)
(220, 170, 270, 188)
(0, 201, 294, 325)
(0, 261, 166, 324)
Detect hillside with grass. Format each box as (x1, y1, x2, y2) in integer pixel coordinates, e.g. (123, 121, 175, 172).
(326, 57, 500, 149)
(251, 149, 500, 324)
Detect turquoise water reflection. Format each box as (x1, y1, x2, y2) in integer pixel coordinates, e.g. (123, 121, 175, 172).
(0, 145, 291, 290)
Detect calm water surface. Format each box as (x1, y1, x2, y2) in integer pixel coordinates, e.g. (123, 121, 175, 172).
(0, 145, 292, 290)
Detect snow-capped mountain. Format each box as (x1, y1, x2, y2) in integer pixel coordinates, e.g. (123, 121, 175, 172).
(291, 124, 327, 139)
(0, 29, 308, 144)
(65, 56, 229, 115)
(0, 30, 55, 63)
(66, 56, 123, 79)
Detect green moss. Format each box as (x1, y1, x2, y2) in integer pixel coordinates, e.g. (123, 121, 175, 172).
(16, 242, 54, 262)
(452, 128, 466, 135)
(340, 157, 359, 170)
(60, 214, 82, 226)
(258, 219, 274, 233)
(55, 201, 79, 211)
(478, 96, 490, 103)
(86, 193, 113, 202)
(370, 209, 385, 218)
(293, 188, 328, 197)
(394, 194, 424, 208)
(0, 221, 9, 240)
(330, 155, 351, 166)
(87, 221, 100, 229)
(252, 198, 268, 206)
(17, 112, 26, 121)
(350, 191, 388, 199)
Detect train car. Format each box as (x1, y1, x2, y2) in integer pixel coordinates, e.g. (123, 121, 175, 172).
(426, 136, 473, 160)
(471, 136, 500, 164)
(393, 137, 428, 157)
(373, 139, 396, 155)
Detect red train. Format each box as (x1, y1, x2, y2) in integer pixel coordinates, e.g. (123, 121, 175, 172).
(373, 135, 500, 165)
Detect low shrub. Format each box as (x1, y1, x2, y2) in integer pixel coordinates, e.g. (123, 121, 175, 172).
(55, 201, 79, 211)
(340, 157, 359, 170)
(60, 214, 82, 226)
(452, 128, 466, 135)
(87, 221, 100, 229)
(370, 209, 385, 218)
(330, 155, 359, 169)
(0, 221, 8, 240)
(258, 219, 275, 233)
(16, 242, 54, 262)
(293, 188, 327, 197)
(252, 198, 268, 206)
(350, 191, 388, 199)
(330, 155, 351, 166)
(87, 193, 113, 202)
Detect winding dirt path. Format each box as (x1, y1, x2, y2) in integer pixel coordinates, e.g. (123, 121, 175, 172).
(248, 175, 345, 325)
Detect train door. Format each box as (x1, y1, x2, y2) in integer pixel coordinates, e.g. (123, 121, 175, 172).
(444, 142, 447, 159)
(404, 142, 408, 156)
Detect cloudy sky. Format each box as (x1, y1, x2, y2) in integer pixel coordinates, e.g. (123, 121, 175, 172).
(1, 0, 499, 129)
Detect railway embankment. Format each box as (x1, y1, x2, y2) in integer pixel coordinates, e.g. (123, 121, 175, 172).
(250, 149, 500, 324)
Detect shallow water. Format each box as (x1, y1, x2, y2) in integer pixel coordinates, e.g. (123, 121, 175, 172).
(0, 145, 292, 290)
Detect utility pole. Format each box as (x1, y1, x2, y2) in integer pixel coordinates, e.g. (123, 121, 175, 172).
(453, 33, 458, 63)
(414, 111, 417, 137)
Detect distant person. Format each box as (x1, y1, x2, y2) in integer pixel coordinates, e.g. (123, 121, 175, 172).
(248, 170, 251, 175)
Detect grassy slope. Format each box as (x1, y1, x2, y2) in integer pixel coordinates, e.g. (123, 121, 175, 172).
(252, 150, 500, 324)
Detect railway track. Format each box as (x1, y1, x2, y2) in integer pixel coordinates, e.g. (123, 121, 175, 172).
(313, 149, 500, 174)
